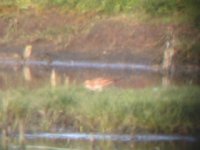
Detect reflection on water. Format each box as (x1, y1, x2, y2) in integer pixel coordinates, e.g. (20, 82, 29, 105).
(23, 66, 32, 82)
(24, 133, 197, 142)
(0, 62, 161, 90)
(0, 60, 199, 90)
(5, 141, 200, 150)
(0, 60, 200, 150)
(1, 133, 200, 150)
(50, 69, 57, 87)
(162, 75, 172, 87)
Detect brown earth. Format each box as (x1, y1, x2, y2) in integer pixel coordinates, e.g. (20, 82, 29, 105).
(0, 9, 199, 65)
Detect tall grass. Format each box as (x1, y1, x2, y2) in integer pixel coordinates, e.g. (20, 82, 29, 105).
(1, 0, 199, 26)
(0, 0, 199, 17)
(0, 85, 199, 135)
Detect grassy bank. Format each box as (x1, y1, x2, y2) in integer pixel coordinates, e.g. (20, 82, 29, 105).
(0, 0, 199, 21)
(0, 85, 200, 135)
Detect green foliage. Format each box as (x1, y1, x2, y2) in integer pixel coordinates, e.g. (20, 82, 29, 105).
(42, 0, 141, 13)
(181, 0, 200, 26)
(16, 0, 32, 9)
(0, 0, 200, 24)
(0, 0, 16, 6)
(0, 85, 199, 134)
(143, 0, 177, 15)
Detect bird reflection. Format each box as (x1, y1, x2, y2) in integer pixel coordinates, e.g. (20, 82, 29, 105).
(64, 76, 70, 87)
(162, 75, 172, 87)
(50, 69, 57, 87)
(23, 66, 32, 82)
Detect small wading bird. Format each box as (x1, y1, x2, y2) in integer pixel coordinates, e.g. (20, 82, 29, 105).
(23, 45, 32, 60)
(84, 78, 114, 91)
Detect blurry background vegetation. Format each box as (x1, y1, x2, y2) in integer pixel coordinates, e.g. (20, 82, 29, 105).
(0, 0, 199, 65)
(0, 0, 199, 136)
(0, 0, 199, 26)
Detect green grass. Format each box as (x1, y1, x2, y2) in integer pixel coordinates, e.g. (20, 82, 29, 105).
(0, 85, 200, 134)
(0, 0, 141, 13)
(0, 0, 199, 18)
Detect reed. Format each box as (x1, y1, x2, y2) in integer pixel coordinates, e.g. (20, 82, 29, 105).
(0, 85, 199, 136)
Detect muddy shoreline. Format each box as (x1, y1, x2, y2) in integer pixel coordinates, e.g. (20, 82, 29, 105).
(0, 10, 199, 66)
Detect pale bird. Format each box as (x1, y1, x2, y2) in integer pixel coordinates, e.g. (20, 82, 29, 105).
(23, 45, 32, 60)
(84, 78, 113, 91)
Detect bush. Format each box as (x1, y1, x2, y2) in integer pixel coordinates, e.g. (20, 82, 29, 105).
(142, 0, 177, 15)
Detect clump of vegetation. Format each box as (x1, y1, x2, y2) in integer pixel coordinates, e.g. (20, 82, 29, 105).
(0, 85, 199, 135)
(0, 0, 199, 20)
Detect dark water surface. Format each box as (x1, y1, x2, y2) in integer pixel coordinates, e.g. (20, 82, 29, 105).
(1, 133, 200, 150)
(0, 60, 199, 89)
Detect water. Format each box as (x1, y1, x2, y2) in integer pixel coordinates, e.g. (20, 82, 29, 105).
(0, 59, 199, 150)
(0, 60, 160, 71)
(0, 60, 199, 90)
(24, 133, 197, 142)
(1, 133, 200, 150)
